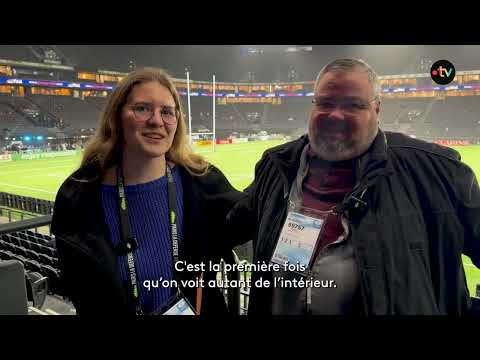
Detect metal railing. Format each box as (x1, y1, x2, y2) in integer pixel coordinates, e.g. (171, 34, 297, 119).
(0, 192, 54, 216)
(218, 249, 251, 315)
(0, 206, 37, 222)
(0, 214, 52, 235)
(0, 206, 51, 234)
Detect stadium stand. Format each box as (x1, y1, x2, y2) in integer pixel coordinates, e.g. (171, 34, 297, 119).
(0, 230, 60, 295)
(0, 45, 39, 63)
(0, 98, 31, 130)
(30, 96, 103, 129)
(181, 95, 480, 143)
(0, 260, 28, 315)
(1, 47, 480, 315)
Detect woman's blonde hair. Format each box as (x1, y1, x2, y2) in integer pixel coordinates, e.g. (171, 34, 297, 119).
(79, 67, 209, 178)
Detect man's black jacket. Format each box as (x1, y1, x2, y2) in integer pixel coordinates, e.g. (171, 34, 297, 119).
(227, 130, 480, 315)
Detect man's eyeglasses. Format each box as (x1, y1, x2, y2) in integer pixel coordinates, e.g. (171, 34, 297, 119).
(130, 103, 177, 124)
(312, 97, 378, 115)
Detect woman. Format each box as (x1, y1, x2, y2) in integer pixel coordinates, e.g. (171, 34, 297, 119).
(51, 68, 244, 315)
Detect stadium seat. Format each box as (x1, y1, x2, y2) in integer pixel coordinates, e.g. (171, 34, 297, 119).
(40, 264, 61, 295)
(10, 253, 27, 264)
(25, 271, 48, 309)
(0, 250, 13, 260)
(35, 243, 49, 254)
(1, 234, 11, 242)
(1, 241, 16, 253)
(43, 234, 52, 241)
(8, 236, 21, 247)
(24, 249, 41, 263)
(37, 253, 56, 267)
(26, 234, 37, 243)
(13, 245, 29, 258)
(30, 236, 47, 246)
(0, 260, 28, 315)
(6, 243, 16, 252)
(40, 245, 56, 258)
(37, 237, 53, 248)
(18, 238, 32, 250)
(10, 244, 21, 254)
(24, 259, 43, 274)
(29, 242, 42, 253)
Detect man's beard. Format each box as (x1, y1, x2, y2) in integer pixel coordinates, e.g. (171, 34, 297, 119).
(309, 122, 378, 161)
(311, 132, 357, 160)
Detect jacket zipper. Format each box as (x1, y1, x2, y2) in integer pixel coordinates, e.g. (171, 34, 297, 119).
(342, 158, 371, 315)
(346, 211, 370, 316)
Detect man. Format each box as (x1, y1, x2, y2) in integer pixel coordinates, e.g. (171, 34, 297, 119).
(228, 58, 480, 315)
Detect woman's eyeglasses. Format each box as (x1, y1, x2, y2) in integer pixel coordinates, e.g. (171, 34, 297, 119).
(130, 103, 177, 124)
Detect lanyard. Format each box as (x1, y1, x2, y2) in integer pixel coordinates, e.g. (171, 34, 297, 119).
(115, 163, 178, 315)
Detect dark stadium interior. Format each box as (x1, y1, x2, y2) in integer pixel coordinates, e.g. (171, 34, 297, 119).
(0, 45, 479, 144)
(0, 45, 480, 315)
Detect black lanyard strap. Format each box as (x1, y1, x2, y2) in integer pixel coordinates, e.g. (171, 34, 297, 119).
(114, 163, 178, 315)
(165, 165, 179, 265)
(115, 168, 139, 255)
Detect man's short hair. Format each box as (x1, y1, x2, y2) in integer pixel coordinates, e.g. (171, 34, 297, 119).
(314, 58, 381, 100)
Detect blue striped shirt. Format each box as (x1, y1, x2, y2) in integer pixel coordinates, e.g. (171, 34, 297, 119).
(101, 166, 183, 314)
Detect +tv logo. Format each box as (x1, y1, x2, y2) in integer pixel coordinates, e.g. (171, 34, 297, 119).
(430, 60, 456, 85)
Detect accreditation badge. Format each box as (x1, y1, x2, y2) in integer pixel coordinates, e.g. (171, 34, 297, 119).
(151, 289, 196, 315)
(270, 207, 327, 270)
(162, 297, 196, 315)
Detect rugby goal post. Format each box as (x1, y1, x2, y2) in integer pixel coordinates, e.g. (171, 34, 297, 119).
(186, 72, 216, 152)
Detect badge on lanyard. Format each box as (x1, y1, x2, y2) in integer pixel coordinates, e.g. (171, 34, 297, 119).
(271, 206, 327, 271)
(152, 289, 196, 315)
(162, 297, 196, 315)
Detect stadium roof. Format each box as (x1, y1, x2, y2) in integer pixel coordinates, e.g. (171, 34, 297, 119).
(2, 45, 480, 83)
